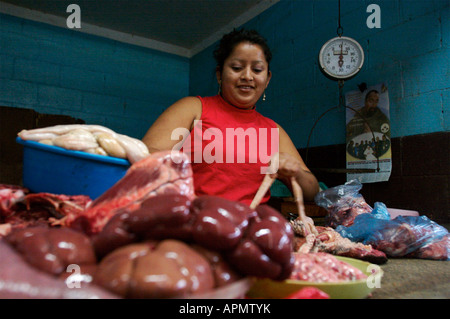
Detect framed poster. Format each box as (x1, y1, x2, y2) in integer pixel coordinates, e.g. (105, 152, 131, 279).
(345, 83, 391, 183)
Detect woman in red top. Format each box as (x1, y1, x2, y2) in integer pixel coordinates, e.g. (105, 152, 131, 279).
(142, 29, 319, 205)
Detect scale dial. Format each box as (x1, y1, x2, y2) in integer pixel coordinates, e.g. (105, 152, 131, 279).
(319, 36, 364, 80)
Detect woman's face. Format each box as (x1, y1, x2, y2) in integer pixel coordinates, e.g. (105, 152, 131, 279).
(217, 42, 271, 109)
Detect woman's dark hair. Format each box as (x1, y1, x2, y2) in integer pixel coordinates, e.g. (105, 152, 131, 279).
(213, 28, 272, 73)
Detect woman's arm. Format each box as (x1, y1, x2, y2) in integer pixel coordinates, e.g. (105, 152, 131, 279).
(275, 124, 320, 201)
(142, 97, 202, 153)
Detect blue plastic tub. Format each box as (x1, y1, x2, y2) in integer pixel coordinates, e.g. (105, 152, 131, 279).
(16, 137, 130, 199)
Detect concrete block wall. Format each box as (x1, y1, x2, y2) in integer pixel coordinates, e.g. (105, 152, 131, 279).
(1, 1, 448, 144)
(0, 13, 189, 139)
(190, 0, 450, 148)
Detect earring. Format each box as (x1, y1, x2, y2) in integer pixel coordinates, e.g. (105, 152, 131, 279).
(262, 92, 266, 101)
(218, 80, 222, 95)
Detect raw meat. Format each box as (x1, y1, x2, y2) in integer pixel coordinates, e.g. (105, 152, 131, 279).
(6, 226, 97, 275)
(313, 226, 387, 264)
(315, 180, 373, 228)
(91, 193, 193, 258)
(52, 128, 98, 151)
(291, 219, 387, 264)
(0, 240, 117, 299)
(375, 218, 449, 259)
(326, 197, 372, 228)
(2, 149, 296, 297)
(18, 124, 113, 137)
(0, 184, 28, 217)
(94, 132, 127, 158)
(0, 185, 92, 237)
(407, 234, 449, 260)
(0, 224, 11, 237)
(191, 245, 243, 287)
(289, 252, 367, 283)
(18, 124, 149, 163)
(337, 214, 450, 260)
(0, 185, 91, 237)
(92, 193, 294, 281)
(190, 195, 258, 251)
(251, 172, 317, 237)
(225, 203, 295, 280)
(66, 150, 194, 234)
(22, 192, 91, 221)
(250, 159, 317, 237)
(94, 240, 215, 298)
(114, 133, 150, 163)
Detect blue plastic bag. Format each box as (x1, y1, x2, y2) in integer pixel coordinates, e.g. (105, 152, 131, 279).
(314, 180, 373, 228)
(370, 202, 391, 220)
(337, 208, 449, 260)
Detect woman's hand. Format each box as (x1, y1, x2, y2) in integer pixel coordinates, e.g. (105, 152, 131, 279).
(272, 152, 302, 179)
(271, 152, 319, 202)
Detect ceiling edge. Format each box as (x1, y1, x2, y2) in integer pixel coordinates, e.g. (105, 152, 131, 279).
(189, 0, 280, 57)
(0, 1, 191, 57)
(0, 0, 280, 58)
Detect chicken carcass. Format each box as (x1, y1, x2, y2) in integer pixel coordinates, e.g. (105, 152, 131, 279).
(18, 124, 149, 163)
(260, 179, 388, 264)
(52, 128, 98, 151)
(250, 153, 317, 237)
(291, 221, 387, 264)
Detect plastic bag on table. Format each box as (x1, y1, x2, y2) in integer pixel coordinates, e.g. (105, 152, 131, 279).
(337, 212, 450, 260)
(369, 201, 391, 220)
(408, 233, 450, 260)
(314, 179, 373, 228)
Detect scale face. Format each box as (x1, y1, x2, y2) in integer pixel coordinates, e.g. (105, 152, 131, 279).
(319, 36, 364, 80)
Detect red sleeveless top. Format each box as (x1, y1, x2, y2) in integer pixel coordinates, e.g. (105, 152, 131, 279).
(181, 95, 279, 205)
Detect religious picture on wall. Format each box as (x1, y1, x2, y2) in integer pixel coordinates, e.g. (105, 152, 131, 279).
(345, 83, 392, 183)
